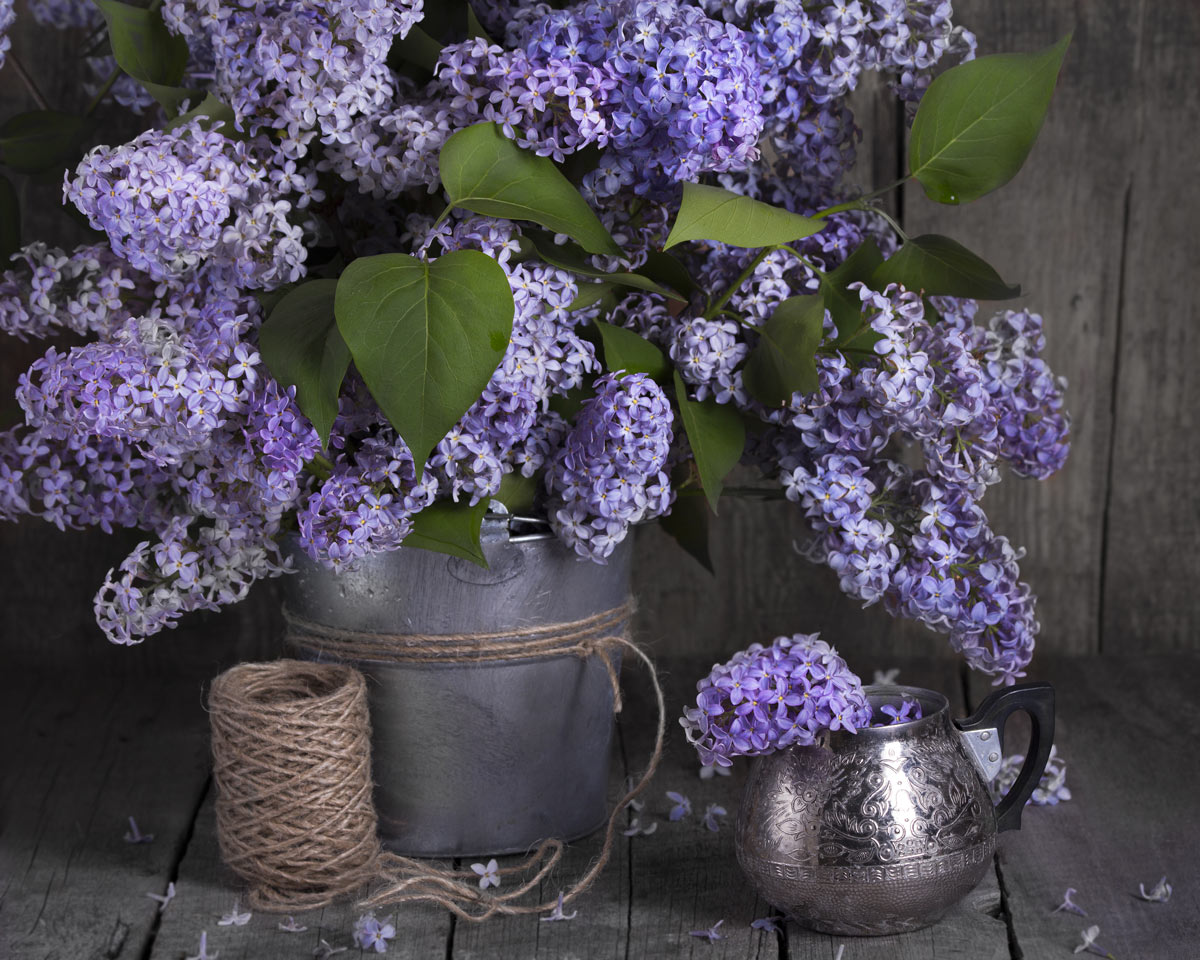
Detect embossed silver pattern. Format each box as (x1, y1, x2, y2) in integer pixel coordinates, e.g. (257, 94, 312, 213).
(736, 686, 999, 936)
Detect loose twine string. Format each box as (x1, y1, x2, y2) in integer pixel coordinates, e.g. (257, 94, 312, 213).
(208, 602, 666, 922)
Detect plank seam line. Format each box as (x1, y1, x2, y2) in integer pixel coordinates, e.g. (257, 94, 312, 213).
(1096, 176, 1134, 655)
(137, 774, 212, 960)
(992, 852, 1023, 960)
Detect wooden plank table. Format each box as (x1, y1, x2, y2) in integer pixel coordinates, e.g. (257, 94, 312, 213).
(1, 654, 1193, 959)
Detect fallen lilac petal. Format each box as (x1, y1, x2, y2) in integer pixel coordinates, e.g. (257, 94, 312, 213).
(699, 763, 732, 780)
(622, 817, 657, 837)
(217, 899, 251, 926)
(146, 881, 176, 913)
(1073, 925, 1102, 955)
(278, 916, 307, 932)
(185, 931, 217, 960)
(750, 916, 781, 934)
(667, 790, 692, 821)
(701, 804, 727, 832)
(688, 919, 725, 942)
(1136, 876, 1172, 902)
(313, 939, 347, 958)
(124, 816, 154, 844)
(1051, 887, 1087, 916)
(873, 668, 901, 684)
(540, 892, 578, 922)
(834, 946, 845, 960)
(471, 859, 500, 890)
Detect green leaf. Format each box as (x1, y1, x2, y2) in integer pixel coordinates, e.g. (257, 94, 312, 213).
(566, 281, 617, 312)
(593, 320, 669, 381)
(0, 174, 19, 261)
(520, 233, 686, 301)
(166, 93, 242, 135)
(92, 0, 190, 87)
(335, 250, 514, 476)
(465, 4, 492, 41)
(440, 123, 620, 257)
(871, 234, 1020, 300)
(258, 280, 349, 446)
(743, 295, 826, 407)
(0, 111, 95, 174)
(389, 24, 444, 73)
(404, 499, 489, 567)
(548, 381, 595, 421)
(659, 491, 713, 574)
(664, 182, 824, 250)
(822, 238, 884, 341)
(137, 80, 205, 119)
(909, 35, 1071, 204)
(637, 250, 698, 300)
(673, 371, 744, 514)
(495, 470, 538, 513)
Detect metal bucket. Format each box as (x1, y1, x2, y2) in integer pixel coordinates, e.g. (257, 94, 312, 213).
(282, 517, 631, 858)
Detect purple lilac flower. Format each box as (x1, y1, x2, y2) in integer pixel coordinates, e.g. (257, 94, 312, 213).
(540, 892, 578, 922)
(65, 121, 306, 290)
(352, 912, 396, 953)
(1052, 888, 1087, 917)
(0, 0, 14, 70)
(1136, 877, 1172, 903)
(666, 790, 692, 821)
(751, 916, 782, 934)
(876, 696, 923, 725)
(545, 371, 675, 562)
(471, 859, 501, 890)
(701, 804, 727, 832)
(681, 633, 871, 767)
(689, 920, 726, 942)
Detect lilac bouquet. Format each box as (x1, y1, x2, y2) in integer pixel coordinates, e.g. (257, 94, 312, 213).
(0, 1, 1069, 681)
(681, 634, 872, 767)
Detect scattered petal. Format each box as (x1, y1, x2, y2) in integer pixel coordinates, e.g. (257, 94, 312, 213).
(834, 947, 845, 960)
(689, 919, 725, 942)
(540, 892, 578, 922)
(699, 763, 732, 780)
(217, 899, 251, 926)
(1136, 876, 1172, 903)
(353, 911, 396, 953)
(750, 916, 782, 934)
(622, 817, 658, 837)
(124, 816, 154, 844)
(991, 745, 1071, 805)
(471, 859, 501, 890)
(701, 804, 727, 833)
(146, 881, 176, 913)
(278, 916, 307, 933)
(313, 939, 347, 958)
(666, 790, 692, 821)
(1073, 925, 1109, 955)
(185, 931, 217, 960)
(1051, 887, 1087, 916)
(873, 668, 901, 685)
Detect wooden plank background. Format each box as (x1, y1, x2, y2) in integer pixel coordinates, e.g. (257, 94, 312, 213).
(2, 0, 1197, 672)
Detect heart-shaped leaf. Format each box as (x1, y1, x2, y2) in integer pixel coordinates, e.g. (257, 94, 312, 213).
(137, 80, 205, 119)
(673, 371, 745, 514)
(871, 234, 1020, 300)
(637, 250, 698, 300)
(910, 35, 1071, 204)
(594, 320, 669, 381)
(258, 279, 349, 446)
(822, 238, 884, 342)
(440, 123, 620, 257)
(335, 250, 515, 476)
(0, 111, 95, 174)
(664, 183, 824, 250)
(404, 499, 489, 567)
(743, 295, 826, 407)
(166, 93, 245, 137)
(92, 0, 190, 87)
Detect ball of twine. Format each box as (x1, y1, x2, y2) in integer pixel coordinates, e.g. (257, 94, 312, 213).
(209, 660, 380, 911)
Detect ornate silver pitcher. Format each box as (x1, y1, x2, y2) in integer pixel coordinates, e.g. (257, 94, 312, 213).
(735, 682, 1055, 935)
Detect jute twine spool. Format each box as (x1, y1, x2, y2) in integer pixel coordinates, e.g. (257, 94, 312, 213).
(208, 603, 665, 922)
(209, 660, 381, 911)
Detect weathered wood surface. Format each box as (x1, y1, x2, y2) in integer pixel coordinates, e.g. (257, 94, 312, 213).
(0, 654, 1026, 959)
(968, 655, 1200, 960)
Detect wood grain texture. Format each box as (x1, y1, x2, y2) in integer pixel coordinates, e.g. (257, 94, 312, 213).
(968, 656, 1200, 960)
(0, 671, 212, 960)
(1098, 4, 1200, 651)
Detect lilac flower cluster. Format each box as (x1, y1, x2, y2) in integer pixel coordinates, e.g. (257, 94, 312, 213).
(681, 633, 872, 767)
(991, 744, 1070, 806)
(545, 372, 675, 561)
(0, 0, 14, 71)
(65, 121, 307, 290)
(162, 0, 423, 160)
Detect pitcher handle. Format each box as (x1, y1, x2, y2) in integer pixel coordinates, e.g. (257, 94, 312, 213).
(954, 681, 1055, 832)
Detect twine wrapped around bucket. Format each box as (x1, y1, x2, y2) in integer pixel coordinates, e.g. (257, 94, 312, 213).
(208, 603, 665, 921)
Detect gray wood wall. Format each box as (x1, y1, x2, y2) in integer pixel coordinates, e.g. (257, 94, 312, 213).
(2, 1, 1197, 674)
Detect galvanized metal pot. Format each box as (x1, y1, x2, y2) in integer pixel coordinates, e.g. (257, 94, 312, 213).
(282, 518, 631, 858)
(735, 682, 1055, 936)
